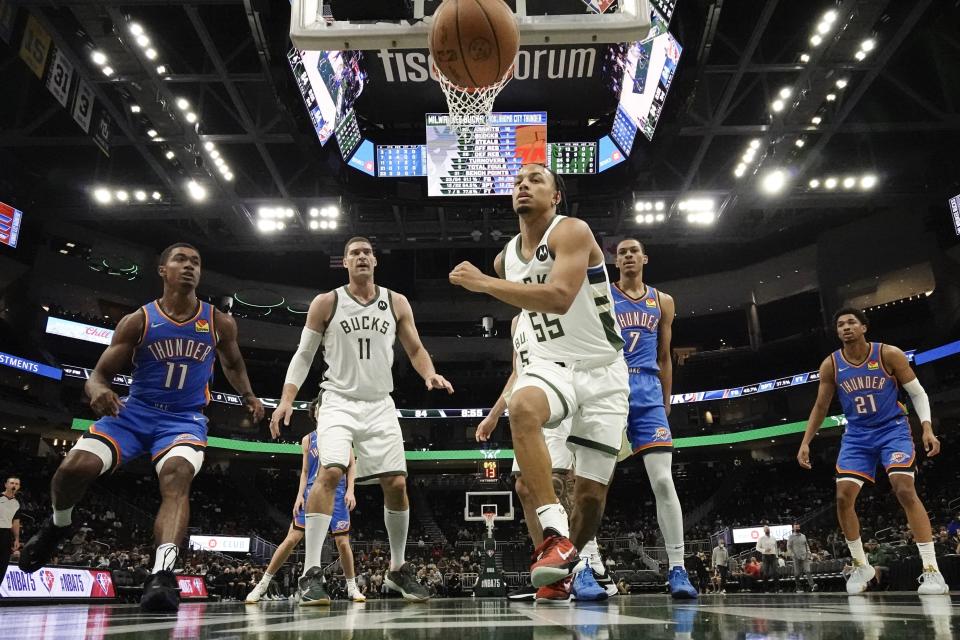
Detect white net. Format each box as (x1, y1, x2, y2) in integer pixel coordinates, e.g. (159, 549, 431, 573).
(433, 63, 515, 133)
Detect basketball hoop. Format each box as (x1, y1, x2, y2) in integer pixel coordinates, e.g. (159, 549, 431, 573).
(482, 511, 496, 534)
(433, 63, 514, 133)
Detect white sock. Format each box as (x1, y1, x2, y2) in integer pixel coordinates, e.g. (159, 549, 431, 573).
(52, 507, 73, 528)
(346, 577, 358, 593)
(535, 503, 569, 539)
(384, 507, 409, 571)
(152, 543, 178, 573)
(846, 538, 868, 565)
(580, 538, 600, 566)
(259, 571, 274, 586)
(917, 542, 939, 572)
(303, 513, 332, 575)
(644, 452, 685, 567)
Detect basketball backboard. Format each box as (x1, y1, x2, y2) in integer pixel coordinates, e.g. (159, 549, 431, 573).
(464, 491, 514, 522)
(291, 0, 652, 51)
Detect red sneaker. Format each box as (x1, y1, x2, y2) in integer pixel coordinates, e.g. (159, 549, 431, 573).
(535, 576, 573, 604)
(531, 534, 579, 587)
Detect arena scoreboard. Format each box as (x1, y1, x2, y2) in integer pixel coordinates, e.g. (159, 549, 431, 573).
(334, 109, 362, 160)
(425, 112, 547, 196)
(377, 144, 427, 177)
(610, 105, 639, 155)
(480, 459, 499, 480)
(547, 142, 596, 174)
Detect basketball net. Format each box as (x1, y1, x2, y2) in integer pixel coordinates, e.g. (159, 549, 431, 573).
(433, 63, 515, 133)
(482, 512, 496, 537)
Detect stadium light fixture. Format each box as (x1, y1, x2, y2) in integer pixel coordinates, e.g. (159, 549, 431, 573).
(760, 169, 787, 195)
(93, 188, 112, 204)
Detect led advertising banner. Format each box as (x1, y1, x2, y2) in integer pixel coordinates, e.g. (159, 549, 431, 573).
(1, 566, 115, 599)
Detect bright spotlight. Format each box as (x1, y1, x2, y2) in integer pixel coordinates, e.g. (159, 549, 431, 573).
(147, 129, 158, 138)
(129, 23, 144, 36)
(223, 172, 234, 181)
(185, 112, 197, 124)
(824, 177, 838, 189)
(795, 139, 805, 148)
(654, 201, 665, 211)
(860, 38, 875, 52)
(91, 51, 107, 66)
(771, 99, 785, 112)
(93, 188, 112, 204)
(810, 34, 823, 47)
(186, 180, 207, 202)
(842, 176, 856, 189)
(320, 220, 330, 230)
(135, 34, 150, 48)
(309, 208, 319, 217)
(826, 93, 837, 102)
(854, 50, 866, 61)
(778, 87, 792, 100)
(115, 190, 129, 202)
(811, 116, 822, 125)
(204, 141, 215, 151)
(309, 220, 319, 230)
(644, 213, 654, 223)
(655, 213, 665, 222)
(809, 179, 820, 189)
(176, 98, 189, 110)
(799, 53, 810, 63)
(816, 21, 831, 35)
(835, 78, 848, 89)
(102, 66, 114, 77)
(634, 215, 644, 224)
(760, 169, 787, 195)
(145, 48, 157, 61)
(130, 104, 141, 113)
(822, 9, 837, 23)
(134, 190, 147, 202)
(749, 139, 761, 149)
(734, 164, 746, 178)
(152, 191, 162, 200)
(634, 201, 644, 212)
(860, 174, 877, 189)
(156, 65, 168, 75)
(329, 221, 338, 230)
(257, 219, 276, 233)
(165, 150, 175, 160)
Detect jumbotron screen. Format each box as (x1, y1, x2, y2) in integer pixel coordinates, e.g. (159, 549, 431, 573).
(618, 31, 683, 141)
(425, 112, 547, 197)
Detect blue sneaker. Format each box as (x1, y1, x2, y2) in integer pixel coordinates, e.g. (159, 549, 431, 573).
(668, 567, 698, 600)
(571, 568, 607, 601)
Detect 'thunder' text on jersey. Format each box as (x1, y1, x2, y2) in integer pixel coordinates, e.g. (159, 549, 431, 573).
(611, 283, 661, 374)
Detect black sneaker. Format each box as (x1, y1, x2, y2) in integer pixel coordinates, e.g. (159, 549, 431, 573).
(18, 517, 70, 574)
(384, 564, 431, 602)
(140, 570, 180, 613)
(507, 584, 537, 601)
(298, 567, 331, 606)
(594, 569, 619, 598)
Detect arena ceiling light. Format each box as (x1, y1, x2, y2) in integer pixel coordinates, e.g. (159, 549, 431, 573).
(176, 98, 190, 111)
(759, 169, 787, 195)
(794, 139, 805, 148)
(186, 180, 207, 202)
(808, 178, 820, 189)
(91, 50, 108, 66)
(824, 177, 838, 189)
(114, 190, 129, 202)
(93, 188, 112, 204)
(811, 116, 822, 125)
(164, 150, 175, 160)
(778, 87, 792, 100)
(146, 128, 157, 138)
(156, 65, 168, 75)
(635, 213, 665, 225)
(835, 78, 848, 89)
(855, 38, 875, 61)
(826, 93, 837, 102)
(134, 190, 147, 202)
(771, 99, 785, 113)
(686, 211, 715, 225)
(678, 197, 714, 212)
(860, 174, 878, 189)
(102, 66, 114, 77)
(842, 176, 857, 189)
(151, 191, 162, 201)
(130, 104, 141, 114)
(128, 22, 144, 36)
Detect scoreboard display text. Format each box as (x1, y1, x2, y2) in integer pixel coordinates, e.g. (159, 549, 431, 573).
(547, 142, 596, 174)
(425, 112, 547, 196)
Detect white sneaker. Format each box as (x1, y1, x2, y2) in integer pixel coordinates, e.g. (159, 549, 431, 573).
(349, 590, 367, 602)
(918, 567, 950, 595)
(245, 582, 268, 604)
(844, 562, 875, 594)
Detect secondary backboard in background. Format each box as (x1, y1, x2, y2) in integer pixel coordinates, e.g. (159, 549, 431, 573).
(464, 491, 515, 522)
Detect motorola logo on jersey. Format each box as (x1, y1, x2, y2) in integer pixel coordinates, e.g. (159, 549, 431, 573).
(535, 245, 549, 261)
(378, 301, 388, 311)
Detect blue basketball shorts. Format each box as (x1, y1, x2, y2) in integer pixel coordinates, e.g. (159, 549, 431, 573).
(626, 372, 673, 456)
(82, 396, 207, 471)
(835, 418, 916, 483)
(293, 477, 350, 535)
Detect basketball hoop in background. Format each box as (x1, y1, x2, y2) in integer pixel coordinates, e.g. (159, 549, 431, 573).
(482, 511, 496, 538)
(429, 0, 519, 132)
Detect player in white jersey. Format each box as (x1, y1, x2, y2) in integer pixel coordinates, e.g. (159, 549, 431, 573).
(476, 314, 617, 600)
(451, 163, 629, 603)
(271, 236, 454, 605)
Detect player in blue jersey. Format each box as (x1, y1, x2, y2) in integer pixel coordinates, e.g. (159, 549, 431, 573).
(612, 238, 697, 599)
(245, 415, 364, 603)
(18, 243, 264, 612)
(798, 307, 948, 595)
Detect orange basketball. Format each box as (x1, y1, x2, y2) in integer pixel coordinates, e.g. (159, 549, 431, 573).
(429, 0, 519, 89)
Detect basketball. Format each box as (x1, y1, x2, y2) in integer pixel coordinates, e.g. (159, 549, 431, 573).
(429, 0, 519, 89)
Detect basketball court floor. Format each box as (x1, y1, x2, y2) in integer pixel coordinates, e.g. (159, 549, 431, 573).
(1, 593, 955, 638)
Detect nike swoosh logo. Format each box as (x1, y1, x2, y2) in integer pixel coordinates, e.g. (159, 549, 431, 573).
(558, 548, 574, 560)
(151, 322, 164, 328)
(838, 366, 849, 372)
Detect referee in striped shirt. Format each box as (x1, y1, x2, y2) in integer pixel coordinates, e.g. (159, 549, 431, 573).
(1, 476, 21, 572)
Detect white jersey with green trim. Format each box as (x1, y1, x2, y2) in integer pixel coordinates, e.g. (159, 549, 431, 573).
(502, 215, 625, 362)
(320, 285, 397, 401)
(513, 312, 531, 374)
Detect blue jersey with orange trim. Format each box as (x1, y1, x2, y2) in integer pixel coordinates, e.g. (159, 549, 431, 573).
(612, 283, 661, 374)
(129, 301, 217, 413)
(305, 431, 320, 491)
(832, 342, 905, 429)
